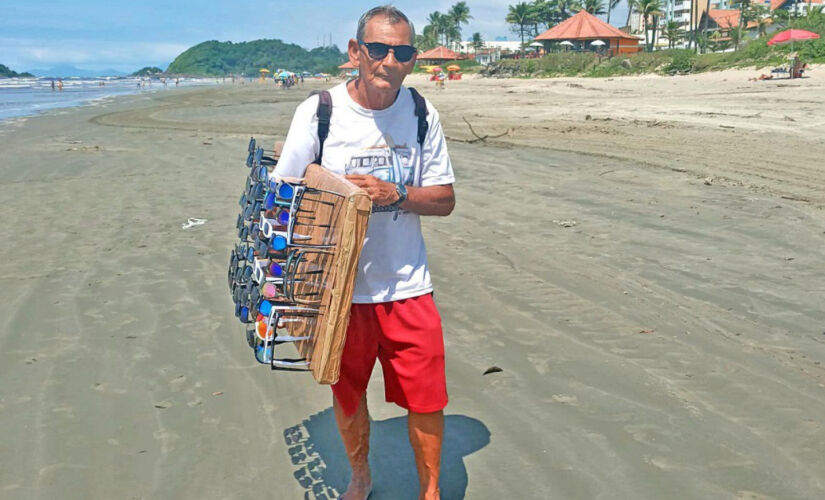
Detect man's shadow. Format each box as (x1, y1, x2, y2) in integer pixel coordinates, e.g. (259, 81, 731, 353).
(284, 409, 490, 499)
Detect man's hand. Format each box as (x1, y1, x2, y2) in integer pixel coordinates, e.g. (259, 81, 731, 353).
(345, 175, 399, 206)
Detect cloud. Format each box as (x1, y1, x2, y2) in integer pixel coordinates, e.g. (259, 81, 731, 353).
(0, 38, 190, 71)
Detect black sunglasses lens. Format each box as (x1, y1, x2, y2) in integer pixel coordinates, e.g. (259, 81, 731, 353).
(394, 46, 415, 62)
(367, 43, 390, 60)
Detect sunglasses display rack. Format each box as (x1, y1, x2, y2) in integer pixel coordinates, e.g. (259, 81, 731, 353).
(228, 138, 372, 383)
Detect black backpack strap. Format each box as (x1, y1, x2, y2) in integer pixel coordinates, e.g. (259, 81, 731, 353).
(308, 90, 332, 164)
(408, 87, 429, 147)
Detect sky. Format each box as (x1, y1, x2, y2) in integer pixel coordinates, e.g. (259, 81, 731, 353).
(0, 0, 630, 73)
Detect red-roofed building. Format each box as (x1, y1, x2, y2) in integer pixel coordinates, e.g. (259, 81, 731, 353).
(338, 60, 357, 77)
(417, 46, 463, 65)
(697, 8, 771, 35)
(535, 10, 642, 55)
(709, 9, 740, 29)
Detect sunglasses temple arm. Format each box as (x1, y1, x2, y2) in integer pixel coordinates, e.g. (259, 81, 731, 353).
(274, 335, 311, 343)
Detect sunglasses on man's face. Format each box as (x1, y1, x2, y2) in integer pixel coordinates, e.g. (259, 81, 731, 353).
(358, 41, 416, 63)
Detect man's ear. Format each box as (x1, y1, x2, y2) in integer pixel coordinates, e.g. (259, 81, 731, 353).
(347, 38, 360, 66)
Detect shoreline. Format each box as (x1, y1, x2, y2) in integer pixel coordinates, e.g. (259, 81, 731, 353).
(0, 77, 220, 122)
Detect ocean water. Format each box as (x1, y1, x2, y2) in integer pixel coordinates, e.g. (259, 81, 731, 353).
(0, 76, 218, 121)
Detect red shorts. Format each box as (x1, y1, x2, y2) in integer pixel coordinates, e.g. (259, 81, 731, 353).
(332, 293, 448, 416)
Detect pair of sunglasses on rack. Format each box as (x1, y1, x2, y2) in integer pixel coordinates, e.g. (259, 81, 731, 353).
(253, 258, 285, 284)
(358, 41, 417, 63)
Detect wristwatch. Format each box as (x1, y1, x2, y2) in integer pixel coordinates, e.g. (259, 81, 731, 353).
(391, 182, 407, 207)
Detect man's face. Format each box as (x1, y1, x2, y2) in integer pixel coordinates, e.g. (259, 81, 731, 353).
(348, 16, 416, 94)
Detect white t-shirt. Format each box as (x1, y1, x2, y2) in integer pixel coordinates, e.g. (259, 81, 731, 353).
(273, 82, 455, 303)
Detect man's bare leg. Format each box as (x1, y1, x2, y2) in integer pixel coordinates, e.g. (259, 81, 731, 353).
(333, 393, 372, 500)
(408, 410, 444, 500)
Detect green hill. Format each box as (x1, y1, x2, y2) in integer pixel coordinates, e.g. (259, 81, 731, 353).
(132, 66, 164, 76)
(0, 64, 34, 78)
(166, 39, 346, 76)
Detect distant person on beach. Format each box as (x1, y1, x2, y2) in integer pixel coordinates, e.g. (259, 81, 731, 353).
(57, 79, 63, 91)
(274, 5, 454, 500)
(51, 80, 55, 91)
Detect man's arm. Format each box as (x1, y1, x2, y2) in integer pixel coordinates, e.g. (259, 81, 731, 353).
(344, 175, 455, 216)
(272, 98, 319, 179)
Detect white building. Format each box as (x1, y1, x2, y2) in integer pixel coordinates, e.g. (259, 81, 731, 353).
(456, 40, 523, 54)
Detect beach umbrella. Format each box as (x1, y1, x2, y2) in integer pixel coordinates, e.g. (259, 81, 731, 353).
(279, 71, 291, 78)
(529, 42, 544, 47)
(429, 66, 443, 73)
(259, 69, 270, 73)
(590, 40, 606, 46)
(559, 41, 574, 46)
(767, 29, 820, 46)
(446, 64, 461, 72)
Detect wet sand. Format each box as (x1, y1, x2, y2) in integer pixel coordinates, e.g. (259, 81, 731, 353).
(0, 72, 824, 499)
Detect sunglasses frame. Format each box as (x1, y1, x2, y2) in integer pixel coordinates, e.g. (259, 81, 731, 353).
(358, 40, 417, 63)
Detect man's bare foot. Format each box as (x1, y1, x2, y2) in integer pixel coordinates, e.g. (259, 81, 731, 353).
(419, 487, 440, 500)
(340, 466, 372, 500)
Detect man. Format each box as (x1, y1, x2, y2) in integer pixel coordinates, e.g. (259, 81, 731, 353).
(273, 6, 455, 500)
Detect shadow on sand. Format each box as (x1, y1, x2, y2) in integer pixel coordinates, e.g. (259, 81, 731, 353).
(284, 408, 490, 499)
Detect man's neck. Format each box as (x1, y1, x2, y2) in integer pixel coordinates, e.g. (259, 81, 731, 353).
(347, 79, 399, 110)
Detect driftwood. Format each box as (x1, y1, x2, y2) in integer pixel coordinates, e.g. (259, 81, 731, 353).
(461, 116, 512, 144)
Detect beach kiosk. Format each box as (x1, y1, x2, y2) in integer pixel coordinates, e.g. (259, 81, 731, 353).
(446, 64, 462, 80)
(534, 10, 642, 56)
(338, 60, 358, 77)
(417, 46, 463, 66)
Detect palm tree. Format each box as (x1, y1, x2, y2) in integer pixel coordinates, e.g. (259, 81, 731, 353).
(446, 24, 462, 47)
(448, 2, 473, 46)
(606, 0, 622, 25)
(415, 28, 439, 51)
(730, 25, 744, 51)
(426, 12, 443, 45)
(637, 0, 663, 51)
(506, 2, 538, 53)
(737, 0, 752, 29)
(661, 20, 684, 48)
(751, 5, 771, 37)
(471, 32, 485, 54)
(701, 0, 712, 52)
(426, 11, 455, 46)
(530, 0, 553, 31)
(579, 0, 607, 15)
(555, 0, 576, 20)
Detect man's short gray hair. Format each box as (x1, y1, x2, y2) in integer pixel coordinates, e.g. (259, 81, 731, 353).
(356, 5, 416, 45)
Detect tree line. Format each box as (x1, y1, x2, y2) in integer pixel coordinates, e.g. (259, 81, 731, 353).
(415, 0, 822, 58)
(416, 2, 474, 51)
(504, 0, 823, 55)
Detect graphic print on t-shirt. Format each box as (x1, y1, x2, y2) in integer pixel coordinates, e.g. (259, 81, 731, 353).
(345, 144, 413, 185)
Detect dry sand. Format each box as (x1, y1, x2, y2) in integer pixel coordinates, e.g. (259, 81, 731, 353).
(1, 70, 824, 499)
